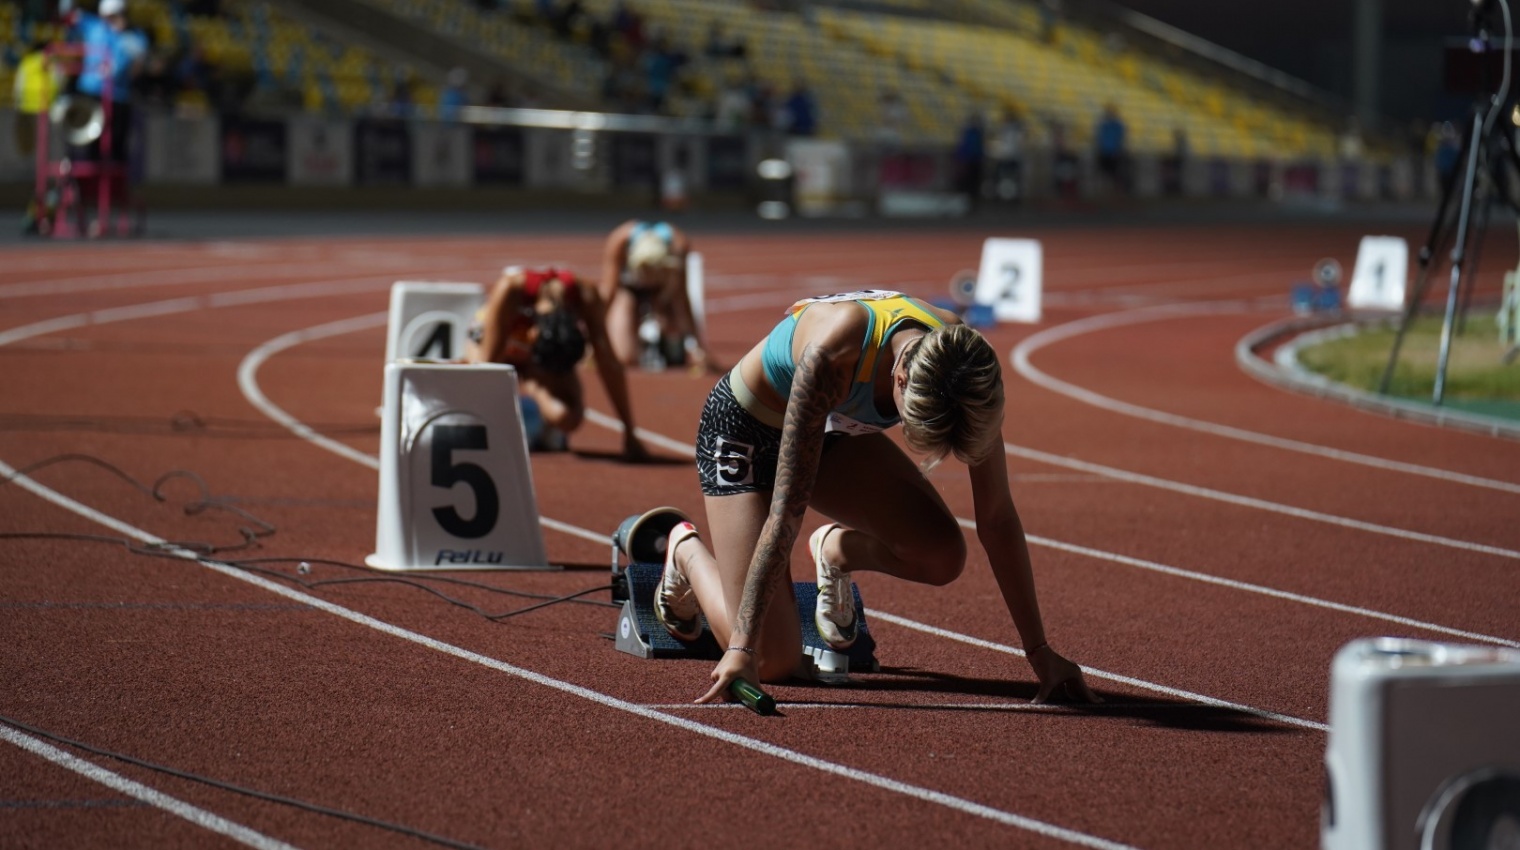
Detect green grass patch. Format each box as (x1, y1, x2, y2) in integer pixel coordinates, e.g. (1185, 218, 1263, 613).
(1296, 313, 1520, 418)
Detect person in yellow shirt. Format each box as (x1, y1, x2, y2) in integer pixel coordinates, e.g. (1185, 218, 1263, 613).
(13, 36, 61, 160)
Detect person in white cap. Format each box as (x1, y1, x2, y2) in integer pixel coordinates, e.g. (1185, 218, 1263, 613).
(70, 0, 146, 173)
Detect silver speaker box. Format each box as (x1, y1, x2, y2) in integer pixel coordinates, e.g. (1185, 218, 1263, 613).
(1323, 638, 1520, 850)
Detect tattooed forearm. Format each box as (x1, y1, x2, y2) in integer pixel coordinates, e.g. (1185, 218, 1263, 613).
(734, 343, 845, 637)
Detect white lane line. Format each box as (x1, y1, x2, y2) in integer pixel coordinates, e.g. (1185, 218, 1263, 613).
(644, 702, 1192, 712)
(1010, 302, 1520, 495)
(0, 724, 298, 850)
(7, 282, 1512, 648)
(1020, 530, 1519, 648)
(0, 260, 415, 299)
(0, 457, 1139, 850)
(13, 284, 1514, 729)
(0, 315, 91, 347)
(589, 405, 1518, 646)
(237, 314, 390, 471)
(1004, 442, 1520, 561)
(0, 275, 1141, 846)
(864, 611, 1326, 731)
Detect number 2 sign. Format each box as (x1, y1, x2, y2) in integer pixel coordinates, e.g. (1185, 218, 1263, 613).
(974, 238, 1043, 324)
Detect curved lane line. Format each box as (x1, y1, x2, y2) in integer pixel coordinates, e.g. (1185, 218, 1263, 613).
(1010, 301, 1520, 495)
(587, 409, 1518, 645)
(1002, 442, 1520, 561)
(0, 458, 1139, 850)
(10, 282, 1516, 734)
(233, 315, 649, 554)
(0, 277, 1138, 848)
(0, 724, 298, 850)
(10, 268, 1512, 845)
(0, 259, 441, 300)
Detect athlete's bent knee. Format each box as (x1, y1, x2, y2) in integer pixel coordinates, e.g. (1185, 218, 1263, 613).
(906, 528, 966, 586)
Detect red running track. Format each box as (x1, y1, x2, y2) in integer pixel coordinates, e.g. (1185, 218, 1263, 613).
(1, 222, 1516, 850)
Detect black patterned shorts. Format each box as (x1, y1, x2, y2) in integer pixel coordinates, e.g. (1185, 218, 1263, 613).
(696, 375, 845, 496)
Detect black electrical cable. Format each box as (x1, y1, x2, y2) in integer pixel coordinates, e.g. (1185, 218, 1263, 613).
(0, 410, 380, 439)
(2, 454, 620, 623)
(233, 557, 620, 611)
(1, 454, 621, 846)
(0, 713, 488, 850)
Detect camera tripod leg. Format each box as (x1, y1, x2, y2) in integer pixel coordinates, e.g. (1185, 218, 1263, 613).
(1378, 113, 1476, 395)
(1433, 110, 1491, 405)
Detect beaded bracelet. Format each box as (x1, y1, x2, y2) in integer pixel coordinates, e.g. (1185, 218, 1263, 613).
(727, 646, 757, 658)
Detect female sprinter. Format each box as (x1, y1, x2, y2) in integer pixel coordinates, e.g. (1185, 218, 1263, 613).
(596, 219, 718, 372)
(651, 289, 1096, 703)
(466, 266, 649, 460)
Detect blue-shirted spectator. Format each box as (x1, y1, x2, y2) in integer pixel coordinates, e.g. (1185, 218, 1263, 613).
(955, 111, 986, 206)
(782, 83, 816, 136)
(439, 67, 470, 120)
(1095, 103, 1127, 195)
(75, 0, 147, 109)
(73, 0, 147, 160)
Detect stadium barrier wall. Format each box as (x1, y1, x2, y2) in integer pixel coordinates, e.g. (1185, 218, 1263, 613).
(0, 108, 1432, 212)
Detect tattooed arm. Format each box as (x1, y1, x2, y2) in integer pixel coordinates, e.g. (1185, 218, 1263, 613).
(697, 314, 855, 702)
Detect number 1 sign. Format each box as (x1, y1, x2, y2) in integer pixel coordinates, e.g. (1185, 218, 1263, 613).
(974, 238, 1043, 324)
(367, 361, 550, 571)
(1347, 236, 1408, 312)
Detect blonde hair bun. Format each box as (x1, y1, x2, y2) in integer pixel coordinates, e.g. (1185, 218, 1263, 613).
(627, 230, 675, 271)
(899, 324, 1005, 469)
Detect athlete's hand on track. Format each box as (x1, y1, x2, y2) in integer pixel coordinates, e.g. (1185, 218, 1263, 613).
(1029, 644, 1102, 704)
(697, 647, 759, 705)
(622, 432, 652, 462)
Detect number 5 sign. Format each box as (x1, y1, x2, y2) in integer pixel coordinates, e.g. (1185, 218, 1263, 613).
(974, 238, 1043, 324)
(367, 361, 550, 571)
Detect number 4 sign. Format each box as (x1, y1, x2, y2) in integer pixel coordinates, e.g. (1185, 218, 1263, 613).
(1347, 236, 1408, 312)
(974, 238, 1043, 324)
(367, 361, 550, 571)
(383, 281, 486, 363)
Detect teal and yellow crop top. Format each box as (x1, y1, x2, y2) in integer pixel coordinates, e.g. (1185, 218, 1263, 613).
(736, 289, 944, 435)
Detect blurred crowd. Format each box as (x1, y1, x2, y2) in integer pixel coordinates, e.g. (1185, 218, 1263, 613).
(466, 0, 817, 135)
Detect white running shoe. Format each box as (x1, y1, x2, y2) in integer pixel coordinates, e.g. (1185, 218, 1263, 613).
(653, 521, 702, 641)
(812, 523, 857, 649)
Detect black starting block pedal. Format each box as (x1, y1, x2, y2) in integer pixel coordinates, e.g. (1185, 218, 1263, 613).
(613, 561, 879, 675)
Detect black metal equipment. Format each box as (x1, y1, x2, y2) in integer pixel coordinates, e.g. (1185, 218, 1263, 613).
(610, 506, 692, 602)
(1380, 2, 1520, 403)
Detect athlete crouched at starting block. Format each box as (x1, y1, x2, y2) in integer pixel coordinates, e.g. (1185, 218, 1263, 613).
(597, 219, 720, 373)
(652, 289, 1098, 703)
(466, 266, 649, 460)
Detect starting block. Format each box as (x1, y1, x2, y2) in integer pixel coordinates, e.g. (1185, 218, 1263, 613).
(383, 281, 486, 363)
(367, 360, 550, 571)
(613, 560, 879, 679)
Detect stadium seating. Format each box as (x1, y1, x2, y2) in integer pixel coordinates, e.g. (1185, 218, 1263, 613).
(0, 0, 438, 115)
(351, 0, 608, 107)
(0, 0, 1340, 158)
(943, 0, 1338, 157)
(816, 4, 1336, 158)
